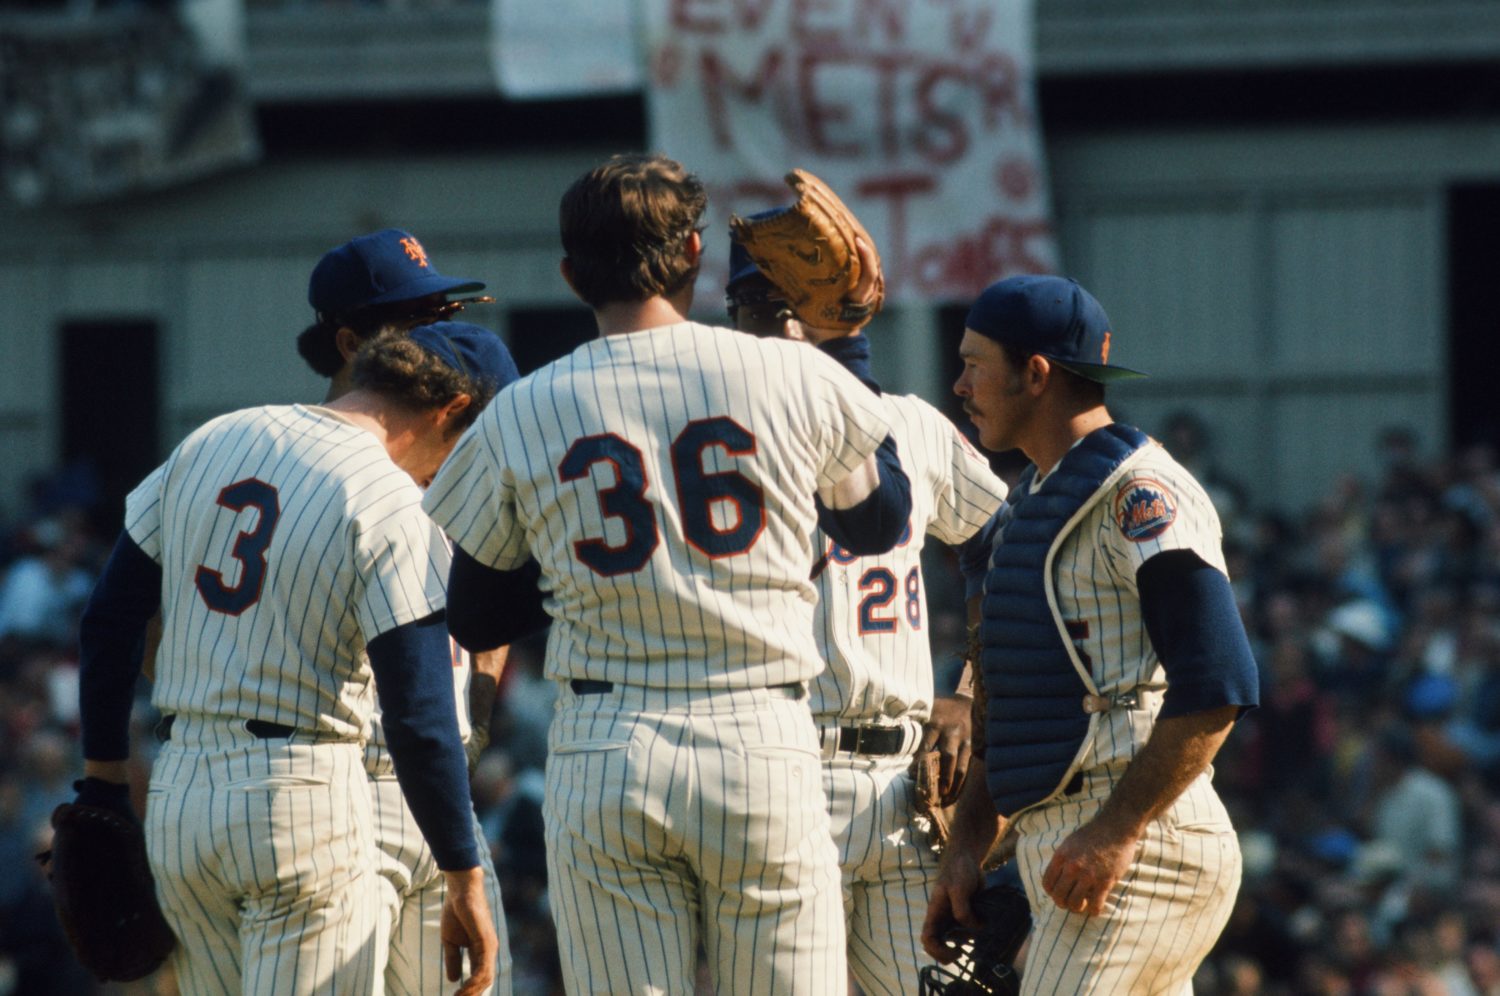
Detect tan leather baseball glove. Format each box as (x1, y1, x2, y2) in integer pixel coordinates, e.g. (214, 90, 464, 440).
(728, 169, 885, 332)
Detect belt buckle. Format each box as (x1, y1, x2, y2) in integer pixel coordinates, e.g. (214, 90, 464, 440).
(850, 727, 869, 755)
(1082, 690, 1142, 714)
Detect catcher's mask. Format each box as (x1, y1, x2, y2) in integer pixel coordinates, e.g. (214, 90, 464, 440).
(917, 884, 1031, 996)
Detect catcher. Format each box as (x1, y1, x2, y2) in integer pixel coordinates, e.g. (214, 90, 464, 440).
(727, 169, 1011, 995)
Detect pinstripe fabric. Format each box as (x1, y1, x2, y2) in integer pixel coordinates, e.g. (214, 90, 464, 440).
(370, 775, 511, 995)
(803, 395, 1004, 995)
(424, 321, 899, 992)
(365, 636, 511, 993)
(126, 404, 449, 737)
(145, 723, 380, 995)
(1048, 445, 1228, 775)
(126, 404, 453, 994)
(807, 395, 1005, 724)
(1012, 773, 1241, 995)
(822, 757, 940, 996)
(544, 684, 845, 996)
(423, 322, 892, 691)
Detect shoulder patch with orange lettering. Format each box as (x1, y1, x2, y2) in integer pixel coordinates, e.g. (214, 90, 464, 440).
(1113, 477, 1177, 542)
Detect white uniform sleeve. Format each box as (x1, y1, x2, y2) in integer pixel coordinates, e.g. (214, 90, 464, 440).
(352, 493, 451, 641)
(802, 347, 892, 495)
(1101, 454, 1228, 594)
(124, 462, 168, 562)
(927, 420, 1008, 546)
(422, 412, 531, 571)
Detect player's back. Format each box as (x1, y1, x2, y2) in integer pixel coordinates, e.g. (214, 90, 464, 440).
(461, 321, 889, 689)
(808, 393, 1005, 721)
(132, 403, 444, 734)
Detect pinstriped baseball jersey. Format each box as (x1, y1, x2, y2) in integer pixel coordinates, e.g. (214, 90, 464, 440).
(126, 403, 449, 733)
(809, 393, 1005, 723)
(1047, 440, 1228, 774)
(424, 320, 893, 689)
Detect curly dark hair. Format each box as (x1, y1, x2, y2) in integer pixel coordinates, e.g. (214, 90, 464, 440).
(559, 153, 707, 309)
(350, 331, 497, 432)
(296, 299, 453, 377)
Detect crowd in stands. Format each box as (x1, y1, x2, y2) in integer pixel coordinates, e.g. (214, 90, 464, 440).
(0, 414, 1496, 994)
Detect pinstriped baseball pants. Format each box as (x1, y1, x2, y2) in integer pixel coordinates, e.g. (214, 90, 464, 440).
(821, 754, 940, 996)
(145, 719, 380, 995)
(543, 683, 846, 996)
(1013, 770, 1241, 996)
(368, 772, 512, 995)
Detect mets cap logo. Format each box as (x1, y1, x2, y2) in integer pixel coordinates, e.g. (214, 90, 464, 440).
(399, 236, 430, 268)
(1114, 477, 1177, 542)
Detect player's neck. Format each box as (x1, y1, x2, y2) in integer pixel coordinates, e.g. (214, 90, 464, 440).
(592, 292, 693, 337)
(1026, 404, 1113, 480)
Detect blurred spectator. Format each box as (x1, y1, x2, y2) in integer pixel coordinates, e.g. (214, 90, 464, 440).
(0, 517, 94, 648)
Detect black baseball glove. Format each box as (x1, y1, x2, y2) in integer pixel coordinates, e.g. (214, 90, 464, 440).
(38, 779, 176, 981)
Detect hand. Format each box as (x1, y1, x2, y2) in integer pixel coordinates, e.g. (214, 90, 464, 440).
(464, 722, 490, 776)
(920, 695, 973, 806)
(441, 867, 499, 995)
(796, 238, 883, 344)
(921, 842, 984, 963)
(1040, 815, 1142, 917)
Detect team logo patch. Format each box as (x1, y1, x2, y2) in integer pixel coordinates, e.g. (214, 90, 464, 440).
(1114, 477, 1177, 542)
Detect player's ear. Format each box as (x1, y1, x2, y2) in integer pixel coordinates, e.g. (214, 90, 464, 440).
(684, 230, 702, 265)
(334, 326, 363, 364)
(1026, 354, 1053, 394)
(782, 318, 808, 343)
(435, 393, 473, 434)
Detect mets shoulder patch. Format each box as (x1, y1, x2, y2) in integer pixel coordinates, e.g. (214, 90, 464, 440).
(1113, 477, 1178, 542)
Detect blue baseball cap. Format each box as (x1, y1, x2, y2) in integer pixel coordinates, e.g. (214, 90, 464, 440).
(408, 321, 520, 393)
(308, 229, 485, 321)
(966, 275, 1147, 383)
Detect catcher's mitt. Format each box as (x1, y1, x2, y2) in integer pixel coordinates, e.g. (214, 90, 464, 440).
(728, 169, 884, 332)
(912, 749, 955, 850)
(40, 796, 176, 981)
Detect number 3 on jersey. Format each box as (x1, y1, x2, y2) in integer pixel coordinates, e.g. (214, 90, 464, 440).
(195, 478, 281, 615)
(559, 417, 766, 577)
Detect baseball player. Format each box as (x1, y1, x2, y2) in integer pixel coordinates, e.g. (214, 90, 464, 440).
(923, 276, 1259, 993)
(422, 153, 914, 995)
(725, 232, 1009, 995)
(76, 324, 508, 995)
(303, 231, 516, 995)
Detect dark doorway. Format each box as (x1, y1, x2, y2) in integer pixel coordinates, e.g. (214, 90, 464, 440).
(1448, 186, 1500, 451)
(59, 320, 159, 532)
(507, 307, 598, 376)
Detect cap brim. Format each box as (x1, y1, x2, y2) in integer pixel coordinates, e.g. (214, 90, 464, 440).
(365, 273, 486, 306)
(1048, 357, 1149, 383)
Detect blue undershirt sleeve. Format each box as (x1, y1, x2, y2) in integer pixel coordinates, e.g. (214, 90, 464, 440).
(445, 549, 548, 653)
(366, 613, 480, 870)
(817, 334, 881, 394)
(79, 532, 161, 761)
(1137, 550, 1260, 720)
(816, 434, 912, 555)
(957, 512, 1004, 600)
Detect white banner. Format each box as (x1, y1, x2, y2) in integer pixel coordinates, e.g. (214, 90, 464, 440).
(645, 0, 1057, 311)
(493, 0, 642, 99)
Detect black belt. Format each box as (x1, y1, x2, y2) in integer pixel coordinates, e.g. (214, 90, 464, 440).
(829, 725, 906, 756)
(155, 714, 299, 742)
(568, 680, 804, 699)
